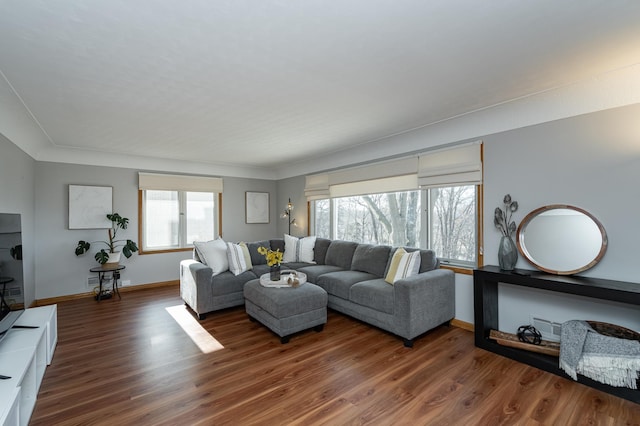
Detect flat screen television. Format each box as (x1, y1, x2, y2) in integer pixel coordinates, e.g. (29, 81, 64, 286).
(0, 213, 25, 343)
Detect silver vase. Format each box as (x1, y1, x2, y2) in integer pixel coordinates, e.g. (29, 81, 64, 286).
(498, 235, 518, 271)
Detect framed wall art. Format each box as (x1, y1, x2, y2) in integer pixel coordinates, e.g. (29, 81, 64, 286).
(245, 191, 269, 224)
(68, 185, 113, 229)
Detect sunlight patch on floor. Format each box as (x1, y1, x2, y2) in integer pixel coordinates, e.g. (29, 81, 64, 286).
(165, 305, 225, 354)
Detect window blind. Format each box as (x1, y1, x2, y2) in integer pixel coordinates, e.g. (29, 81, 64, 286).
(304, 174, 330, 200)
(305, 157, 418, 200)
(417, 141, 482, 188)
(329, 174, 418, 198)
(305, 141, 482, 200)
(138, 172, 223, 193)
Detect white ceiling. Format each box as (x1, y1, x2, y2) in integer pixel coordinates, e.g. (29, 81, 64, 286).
(1, 0, 640, 178)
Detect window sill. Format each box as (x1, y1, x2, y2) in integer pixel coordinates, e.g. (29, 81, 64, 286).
(440, 264, 474, 275)
(139, 247, 192, 255)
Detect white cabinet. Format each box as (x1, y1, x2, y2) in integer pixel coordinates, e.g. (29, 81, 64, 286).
(0, 388, 20, 426)
(0, 305, 57, 426)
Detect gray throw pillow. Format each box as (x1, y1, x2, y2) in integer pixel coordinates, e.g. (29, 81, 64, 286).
(351, 244, 391, 277)
(325, 240, 359, 269)
(246, 240, 271, 265)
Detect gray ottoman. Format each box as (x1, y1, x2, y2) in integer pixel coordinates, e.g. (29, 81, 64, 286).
(244, 278, 328, 343)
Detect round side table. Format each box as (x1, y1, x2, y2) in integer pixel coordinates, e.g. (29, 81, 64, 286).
(90, 265, 125, 301)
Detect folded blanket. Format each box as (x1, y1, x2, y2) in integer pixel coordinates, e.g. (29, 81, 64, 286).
(559, 320, 640, 389)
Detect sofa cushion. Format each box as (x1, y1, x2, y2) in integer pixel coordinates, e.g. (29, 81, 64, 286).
(246, 240, 271, 265)
(385, 248, 421, 284)
(282, 262, 314, 271)
(283, 234, 316, 263)
(251, 263, 271, 277)
(210, 270, 257, 296)
(351, 244, 391, 277)
(316, 270, 378, 300)
(313, 238, 332, 265)
(324, 240, 358, 269)
(193, 238, 229, 276)
(296, 264, 344, 283)
(349, 278, 395, 314)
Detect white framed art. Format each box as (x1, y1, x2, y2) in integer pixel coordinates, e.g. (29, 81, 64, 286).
(245, 191, 269, 224)
(68, 185, 113, 229)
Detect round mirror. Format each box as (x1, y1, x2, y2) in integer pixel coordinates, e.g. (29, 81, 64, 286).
(516, 205, 607, 275)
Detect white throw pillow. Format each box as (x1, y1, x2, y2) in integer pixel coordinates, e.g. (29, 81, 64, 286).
(283, 234, 317, 263)
(385, 248, 421, 285)
(226, 242, 252, 276)
(193, 238, 229, 276)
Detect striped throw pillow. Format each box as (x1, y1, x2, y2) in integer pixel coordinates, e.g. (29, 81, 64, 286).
(385, 248, 421, 285)
(227, 242, 252, 276)
(283, 234, 316, 263)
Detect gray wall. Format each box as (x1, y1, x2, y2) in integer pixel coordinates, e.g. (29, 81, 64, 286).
(34, 162, 278, 299)
(221, 177, 278, 242)
(276, 176, 307, 237)
(482, 104, 640, 332)
(0, 134, 36, 306)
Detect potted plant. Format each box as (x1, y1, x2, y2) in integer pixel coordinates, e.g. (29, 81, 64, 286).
(74, 213, 138, 265)
(257, 246, 283, 281)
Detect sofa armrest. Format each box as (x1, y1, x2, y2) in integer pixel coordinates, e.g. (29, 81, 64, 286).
(392, 268, 455, 339)
(180, 259, 214, 318)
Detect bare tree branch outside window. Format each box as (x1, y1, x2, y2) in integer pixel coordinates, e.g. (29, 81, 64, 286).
(313, 185, 476, 265)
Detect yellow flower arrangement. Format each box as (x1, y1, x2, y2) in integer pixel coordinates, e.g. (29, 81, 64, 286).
(257, 246, 283, 267)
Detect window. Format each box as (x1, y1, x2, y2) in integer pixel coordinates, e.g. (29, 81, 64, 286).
(427, 185, 477, 266)
(313, 184, 478, 266)
(333, 191, 421, 246)
(138, 172, 223, 253)
(314, 199, 330, 239)
(141, 190, 217, 252)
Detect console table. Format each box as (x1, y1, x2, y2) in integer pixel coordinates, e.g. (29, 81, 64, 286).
(474, 265, 640, 403)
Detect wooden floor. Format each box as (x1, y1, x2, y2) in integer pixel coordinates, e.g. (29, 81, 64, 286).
(30, 286, 639, 426)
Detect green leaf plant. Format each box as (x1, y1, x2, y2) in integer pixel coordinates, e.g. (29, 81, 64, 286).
(74, 213, 139, 264)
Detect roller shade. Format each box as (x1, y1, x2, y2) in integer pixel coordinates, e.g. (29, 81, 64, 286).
(138, 172, 223, 193)
(418, 141, 482, 188)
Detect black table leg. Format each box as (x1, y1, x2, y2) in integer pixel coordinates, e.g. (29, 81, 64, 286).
(113, 270, 121, 300)
(96, 272, 105, 301)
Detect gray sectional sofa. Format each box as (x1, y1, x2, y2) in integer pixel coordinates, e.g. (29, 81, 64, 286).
(179, 238, 455, 346)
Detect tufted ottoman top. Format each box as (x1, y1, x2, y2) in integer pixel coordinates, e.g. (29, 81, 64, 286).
(244, 279, 327, 318)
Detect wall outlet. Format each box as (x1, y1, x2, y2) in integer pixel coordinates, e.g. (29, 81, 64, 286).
(121, 280, 131, 287)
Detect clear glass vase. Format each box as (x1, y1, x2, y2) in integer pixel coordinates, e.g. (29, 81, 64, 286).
(498, 235, 518, 271)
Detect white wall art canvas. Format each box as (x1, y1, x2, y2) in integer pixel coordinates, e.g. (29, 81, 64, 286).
(245, 191, 269, 224)
(69, 185, 113, 229)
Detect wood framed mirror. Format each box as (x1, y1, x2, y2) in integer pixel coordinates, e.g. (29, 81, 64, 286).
(516, 204, 607, 275)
